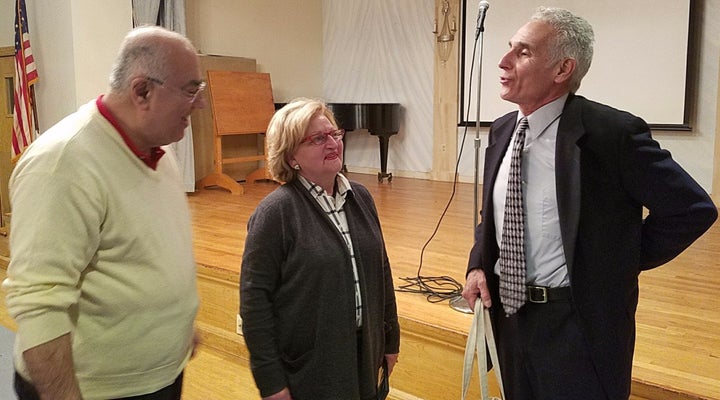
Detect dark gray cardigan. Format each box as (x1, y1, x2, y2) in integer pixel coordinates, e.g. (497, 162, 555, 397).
(240, 178, 400, 400)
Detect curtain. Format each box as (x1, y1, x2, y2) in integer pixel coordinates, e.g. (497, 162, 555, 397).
(133, 0, 196, 192)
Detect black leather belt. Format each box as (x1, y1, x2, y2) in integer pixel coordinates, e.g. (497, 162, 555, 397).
(526, 285, 572, 303)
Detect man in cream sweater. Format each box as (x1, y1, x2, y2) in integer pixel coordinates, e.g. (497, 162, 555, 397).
(3, 26, 204, 400)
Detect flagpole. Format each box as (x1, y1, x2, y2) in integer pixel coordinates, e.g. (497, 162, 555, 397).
(29, 85, 39, 139)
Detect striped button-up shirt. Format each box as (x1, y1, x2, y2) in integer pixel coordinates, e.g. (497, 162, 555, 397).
(299, 174, 363, 327)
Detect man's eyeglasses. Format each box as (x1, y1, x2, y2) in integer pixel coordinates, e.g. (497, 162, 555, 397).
(146, 77, 206, 103)
(300, 129, 345, 146)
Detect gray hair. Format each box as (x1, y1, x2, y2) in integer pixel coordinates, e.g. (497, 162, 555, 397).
(266, 98, 338, 183)
(532, 7, 594, 93)
(108, 26, 195, 92)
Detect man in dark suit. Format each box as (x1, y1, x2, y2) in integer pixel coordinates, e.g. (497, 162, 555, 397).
(462, 7, 717, 400)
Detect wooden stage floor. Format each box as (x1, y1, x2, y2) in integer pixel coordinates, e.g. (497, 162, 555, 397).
(189, 172, 719, 400)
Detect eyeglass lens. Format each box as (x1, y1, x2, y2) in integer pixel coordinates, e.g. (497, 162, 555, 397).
(307, 129, 344, 145)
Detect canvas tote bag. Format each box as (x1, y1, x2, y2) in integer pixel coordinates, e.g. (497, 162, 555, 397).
(461, 301, 506, 400)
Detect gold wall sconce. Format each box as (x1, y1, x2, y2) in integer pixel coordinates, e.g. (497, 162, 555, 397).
(433, 0, 457, 64)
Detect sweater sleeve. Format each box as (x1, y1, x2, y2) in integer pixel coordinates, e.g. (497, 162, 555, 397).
(382, 248, 400, 354)
(3, 166, 103, 353)
(239, 198, 289, 397)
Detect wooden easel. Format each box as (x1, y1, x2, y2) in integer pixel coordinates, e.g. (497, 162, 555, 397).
(197, 70, 275, 194)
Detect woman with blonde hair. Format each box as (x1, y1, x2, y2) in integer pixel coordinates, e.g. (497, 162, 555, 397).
(240, 98, 400, 400)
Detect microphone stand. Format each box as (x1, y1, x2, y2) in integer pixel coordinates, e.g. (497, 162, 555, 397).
(450, 4, 488, 314)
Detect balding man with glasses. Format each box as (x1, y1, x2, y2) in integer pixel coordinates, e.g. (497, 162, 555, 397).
(3, 26, 205, 400)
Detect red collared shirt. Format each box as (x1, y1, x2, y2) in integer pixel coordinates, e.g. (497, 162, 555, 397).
(96, 95, 165, 170)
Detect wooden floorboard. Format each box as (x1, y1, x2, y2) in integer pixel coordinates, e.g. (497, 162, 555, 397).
(189, 172, 720, 400)
(0, 171, 717, 399)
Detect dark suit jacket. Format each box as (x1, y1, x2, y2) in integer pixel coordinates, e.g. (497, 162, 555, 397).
(467, 94, 717, 398)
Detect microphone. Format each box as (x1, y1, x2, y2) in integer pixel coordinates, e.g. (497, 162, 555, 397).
(475, 0, 490, 39)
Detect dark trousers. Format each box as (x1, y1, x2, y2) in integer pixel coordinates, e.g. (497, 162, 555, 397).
(15, 371, 184, 400)
(494, 301, 609, 400)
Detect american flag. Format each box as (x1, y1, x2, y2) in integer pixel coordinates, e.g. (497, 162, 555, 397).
(12, 0, 39, 159)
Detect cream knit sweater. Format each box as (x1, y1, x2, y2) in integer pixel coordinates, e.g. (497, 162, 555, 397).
(3, 100, 199, 399)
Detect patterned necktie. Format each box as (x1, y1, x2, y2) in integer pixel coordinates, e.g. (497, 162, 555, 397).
(499, 117, 528, 315)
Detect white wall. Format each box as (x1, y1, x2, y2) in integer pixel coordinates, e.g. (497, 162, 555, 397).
(0, 0, 13, 46)
(186, 0, 324, 102)
(653, 0, 719, 192)
(188, 0, 720, 190)
(27, 0, 76, 131)
(186, 0, 434, 176)
(68, 1, 132, 108)
(323, 0, 434, 175)
(2, 0, 717, 192)
(0, 0, 131, 132)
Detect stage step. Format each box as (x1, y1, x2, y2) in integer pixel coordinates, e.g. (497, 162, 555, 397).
(195, 263, 689, 400)
(195, 261, 497, 399)
(0, 257, 702, 400)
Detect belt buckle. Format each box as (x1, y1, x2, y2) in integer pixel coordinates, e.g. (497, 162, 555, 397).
(527, 285, 548, 303)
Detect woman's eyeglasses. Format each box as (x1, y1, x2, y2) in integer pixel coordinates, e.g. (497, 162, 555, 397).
(300, 129, 345, 146)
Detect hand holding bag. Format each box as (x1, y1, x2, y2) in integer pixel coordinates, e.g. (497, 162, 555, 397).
(461, 301, 505, 400)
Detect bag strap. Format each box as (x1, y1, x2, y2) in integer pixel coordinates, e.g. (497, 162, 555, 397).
(461, 301, 506, 400)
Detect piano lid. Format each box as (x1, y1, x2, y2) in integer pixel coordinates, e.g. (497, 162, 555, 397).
(274, 102, 401, 136)
(326, 103, 400, 136)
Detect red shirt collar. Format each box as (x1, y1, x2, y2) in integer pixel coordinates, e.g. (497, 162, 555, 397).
(96, 95, 165, 170)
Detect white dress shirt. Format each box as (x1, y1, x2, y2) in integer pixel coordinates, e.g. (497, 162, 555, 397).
(492, 94, 570, 287)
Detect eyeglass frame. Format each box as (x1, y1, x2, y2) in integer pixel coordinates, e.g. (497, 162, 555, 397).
(299, 129, 346, 146)
(146, 76, 207, 103)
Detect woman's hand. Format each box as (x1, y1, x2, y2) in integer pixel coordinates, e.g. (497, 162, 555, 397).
(263, 387, 292, 400)
(385, 353, 399, 375)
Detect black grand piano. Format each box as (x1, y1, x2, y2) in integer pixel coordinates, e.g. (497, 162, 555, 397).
(275, 102, 401, 183)
(327, 103, 400, 183)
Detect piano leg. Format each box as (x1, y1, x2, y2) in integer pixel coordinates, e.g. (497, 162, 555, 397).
(377, 134, 393, 183)
(341, 136, 348, 172)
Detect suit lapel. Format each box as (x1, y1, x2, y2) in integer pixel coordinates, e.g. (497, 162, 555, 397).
(555, 95, 585, 274)
(483, 112, 518, 207)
